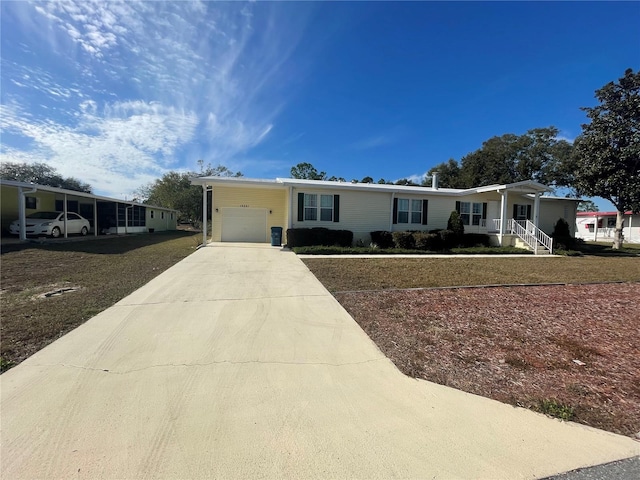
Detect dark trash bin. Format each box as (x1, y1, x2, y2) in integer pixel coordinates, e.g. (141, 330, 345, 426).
(271, 226, 283, 246)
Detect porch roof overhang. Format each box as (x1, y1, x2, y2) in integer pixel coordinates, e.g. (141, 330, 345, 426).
(471, 180, 553, 195)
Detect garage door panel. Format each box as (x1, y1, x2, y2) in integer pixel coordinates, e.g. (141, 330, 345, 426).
(221, 208, 267, 243)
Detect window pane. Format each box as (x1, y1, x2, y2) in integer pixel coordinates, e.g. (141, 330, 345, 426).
(304, 194, 317, 207)
(460, 202, 470, 214)
(411, 212, 422, 224)
(398, 212, 409, 223)
(320, 195, 333, 207)
(398, 199, 409, 211)
(411, 199, 422, 212)
(304, 208, 317, 221)
(473, 203, 482, 214)
(320, 208, 332, 221)
(460, 214, 470, 225)
(472, 215, 481, 226)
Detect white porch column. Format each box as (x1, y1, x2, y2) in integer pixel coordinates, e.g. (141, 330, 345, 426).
(533, 192, 540, 228)
(202, 184, 208, 246)
(499, 190, 508, 246)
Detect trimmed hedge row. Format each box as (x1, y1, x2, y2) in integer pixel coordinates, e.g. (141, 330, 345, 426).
(286, 227, 353, 247)
(372, 230, 491, 251)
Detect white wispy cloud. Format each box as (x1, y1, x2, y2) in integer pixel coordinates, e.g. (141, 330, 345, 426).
(1, 1, 312, 195)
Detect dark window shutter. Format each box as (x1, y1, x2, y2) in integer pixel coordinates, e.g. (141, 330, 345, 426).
(333, 195, 340, 223)
(422, 199, 428, 225)
(392, 198, 398, 225)
(297, 193, 304, 222)
(455, 201, 461, 213)
(526, 205, 532, 220)
(513, 204, 518, 219)
(482, 203, 487, 220)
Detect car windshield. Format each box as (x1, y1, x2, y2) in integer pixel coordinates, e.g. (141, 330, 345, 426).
(26, 212, 60, 220)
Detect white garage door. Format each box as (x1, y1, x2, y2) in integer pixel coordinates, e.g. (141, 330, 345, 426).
(221, 207, 267, 243)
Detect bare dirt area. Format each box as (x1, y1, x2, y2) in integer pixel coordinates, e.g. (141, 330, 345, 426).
(335, 282, 640, 438)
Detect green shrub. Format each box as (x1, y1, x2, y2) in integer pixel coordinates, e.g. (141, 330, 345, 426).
(286, 227, 353, 247)
(414, 232, 442, 251)
(392, 231, 415, 249)
(447, 211, 465, 237)
(460, 233, 491, 248)
(439, 229, 458, 249)
(552, 218, 576, 250)
(370, 230, 394, 249)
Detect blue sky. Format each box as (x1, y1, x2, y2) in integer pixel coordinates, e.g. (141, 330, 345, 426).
(1, 1, 638, 210)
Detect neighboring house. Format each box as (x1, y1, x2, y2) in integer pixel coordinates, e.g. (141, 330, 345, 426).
(575, 211, 640, 244)
(1, 180, 178, 241)
(190, 175, 580, 254)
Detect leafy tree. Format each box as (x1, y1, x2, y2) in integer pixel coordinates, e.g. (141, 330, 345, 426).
(0, 162, 92, 193)
(360, 176, 374, 183)
(394, 178, 419, 186)
(572, 68, 640, 249)
(424, 159, 460, 188)
(137, 161, 241, 224)
(290, 162, 327, 180)
(426, 127, 573, 189)
(327, 176, 347, 182)
(577, 200, 599, 212)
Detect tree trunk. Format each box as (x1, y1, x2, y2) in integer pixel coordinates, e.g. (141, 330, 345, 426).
(613, 210, 625, 249)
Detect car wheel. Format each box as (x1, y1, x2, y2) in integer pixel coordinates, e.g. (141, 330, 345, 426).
(51, 227, 61, 238)
(81, 226, 88, 236)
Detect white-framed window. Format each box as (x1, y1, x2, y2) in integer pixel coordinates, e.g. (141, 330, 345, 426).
(304, 194, 318, 220)
(472, 202, 482, 226)
(320, 194, 334, 221)
(459, 202, 471, 225)
(397, 199, 409, 224)
(303, 194, 335, 221)
(396, 198, 423, 224)
(458, 201, 484, 226)
(411, 199, 422, 224)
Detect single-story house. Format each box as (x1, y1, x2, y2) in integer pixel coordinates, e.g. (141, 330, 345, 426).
(190, 174, 580, 254)
(575, 211, 640, 244)
(1, 180, 178, 241)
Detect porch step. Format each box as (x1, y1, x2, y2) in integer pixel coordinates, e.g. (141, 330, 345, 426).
(514, 238, 551, 255)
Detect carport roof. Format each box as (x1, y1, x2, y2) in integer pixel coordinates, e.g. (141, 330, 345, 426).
(0, 180, 178, 212)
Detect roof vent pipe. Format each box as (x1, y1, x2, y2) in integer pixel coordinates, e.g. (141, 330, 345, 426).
(432, 172, 439, 190)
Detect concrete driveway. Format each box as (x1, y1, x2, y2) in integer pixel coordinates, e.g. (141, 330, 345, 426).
(1, 243, 637, 479)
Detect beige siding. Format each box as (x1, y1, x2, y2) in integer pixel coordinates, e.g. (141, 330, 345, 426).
(1, 187, 56, 233)
(212, 186, 287, 242)
(539, 199, 577, 235)
(146, 209, 177, 232)
(292, 187, 391, 244)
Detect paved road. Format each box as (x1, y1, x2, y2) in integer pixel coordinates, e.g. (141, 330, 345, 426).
(2, 244, 638, 478)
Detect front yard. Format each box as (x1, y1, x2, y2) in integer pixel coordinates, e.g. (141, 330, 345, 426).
(304, 255, 640, 438)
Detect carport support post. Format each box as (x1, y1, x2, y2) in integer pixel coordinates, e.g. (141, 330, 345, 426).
(202, 184, 207, 246)
(93, 198, 98, 237)
(18, 187, 26, 241)
(63, 194, 68, 238)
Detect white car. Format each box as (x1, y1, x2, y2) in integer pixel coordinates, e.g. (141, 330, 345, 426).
(9, 211, 91, 238)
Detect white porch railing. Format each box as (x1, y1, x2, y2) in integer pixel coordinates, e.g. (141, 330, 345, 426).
(492, 219, 553, 254)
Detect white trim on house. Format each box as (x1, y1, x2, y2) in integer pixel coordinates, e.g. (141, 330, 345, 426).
(576, 211, 640, 244)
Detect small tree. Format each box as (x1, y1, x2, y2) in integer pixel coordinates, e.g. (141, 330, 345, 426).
(447, 210, 465, 238)
(551, 218, 575, 250)
(572, 68, 640, 249)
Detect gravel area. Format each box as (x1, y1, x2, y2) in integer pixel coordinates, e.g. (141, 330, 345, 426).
(335, 282, 640, 438)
